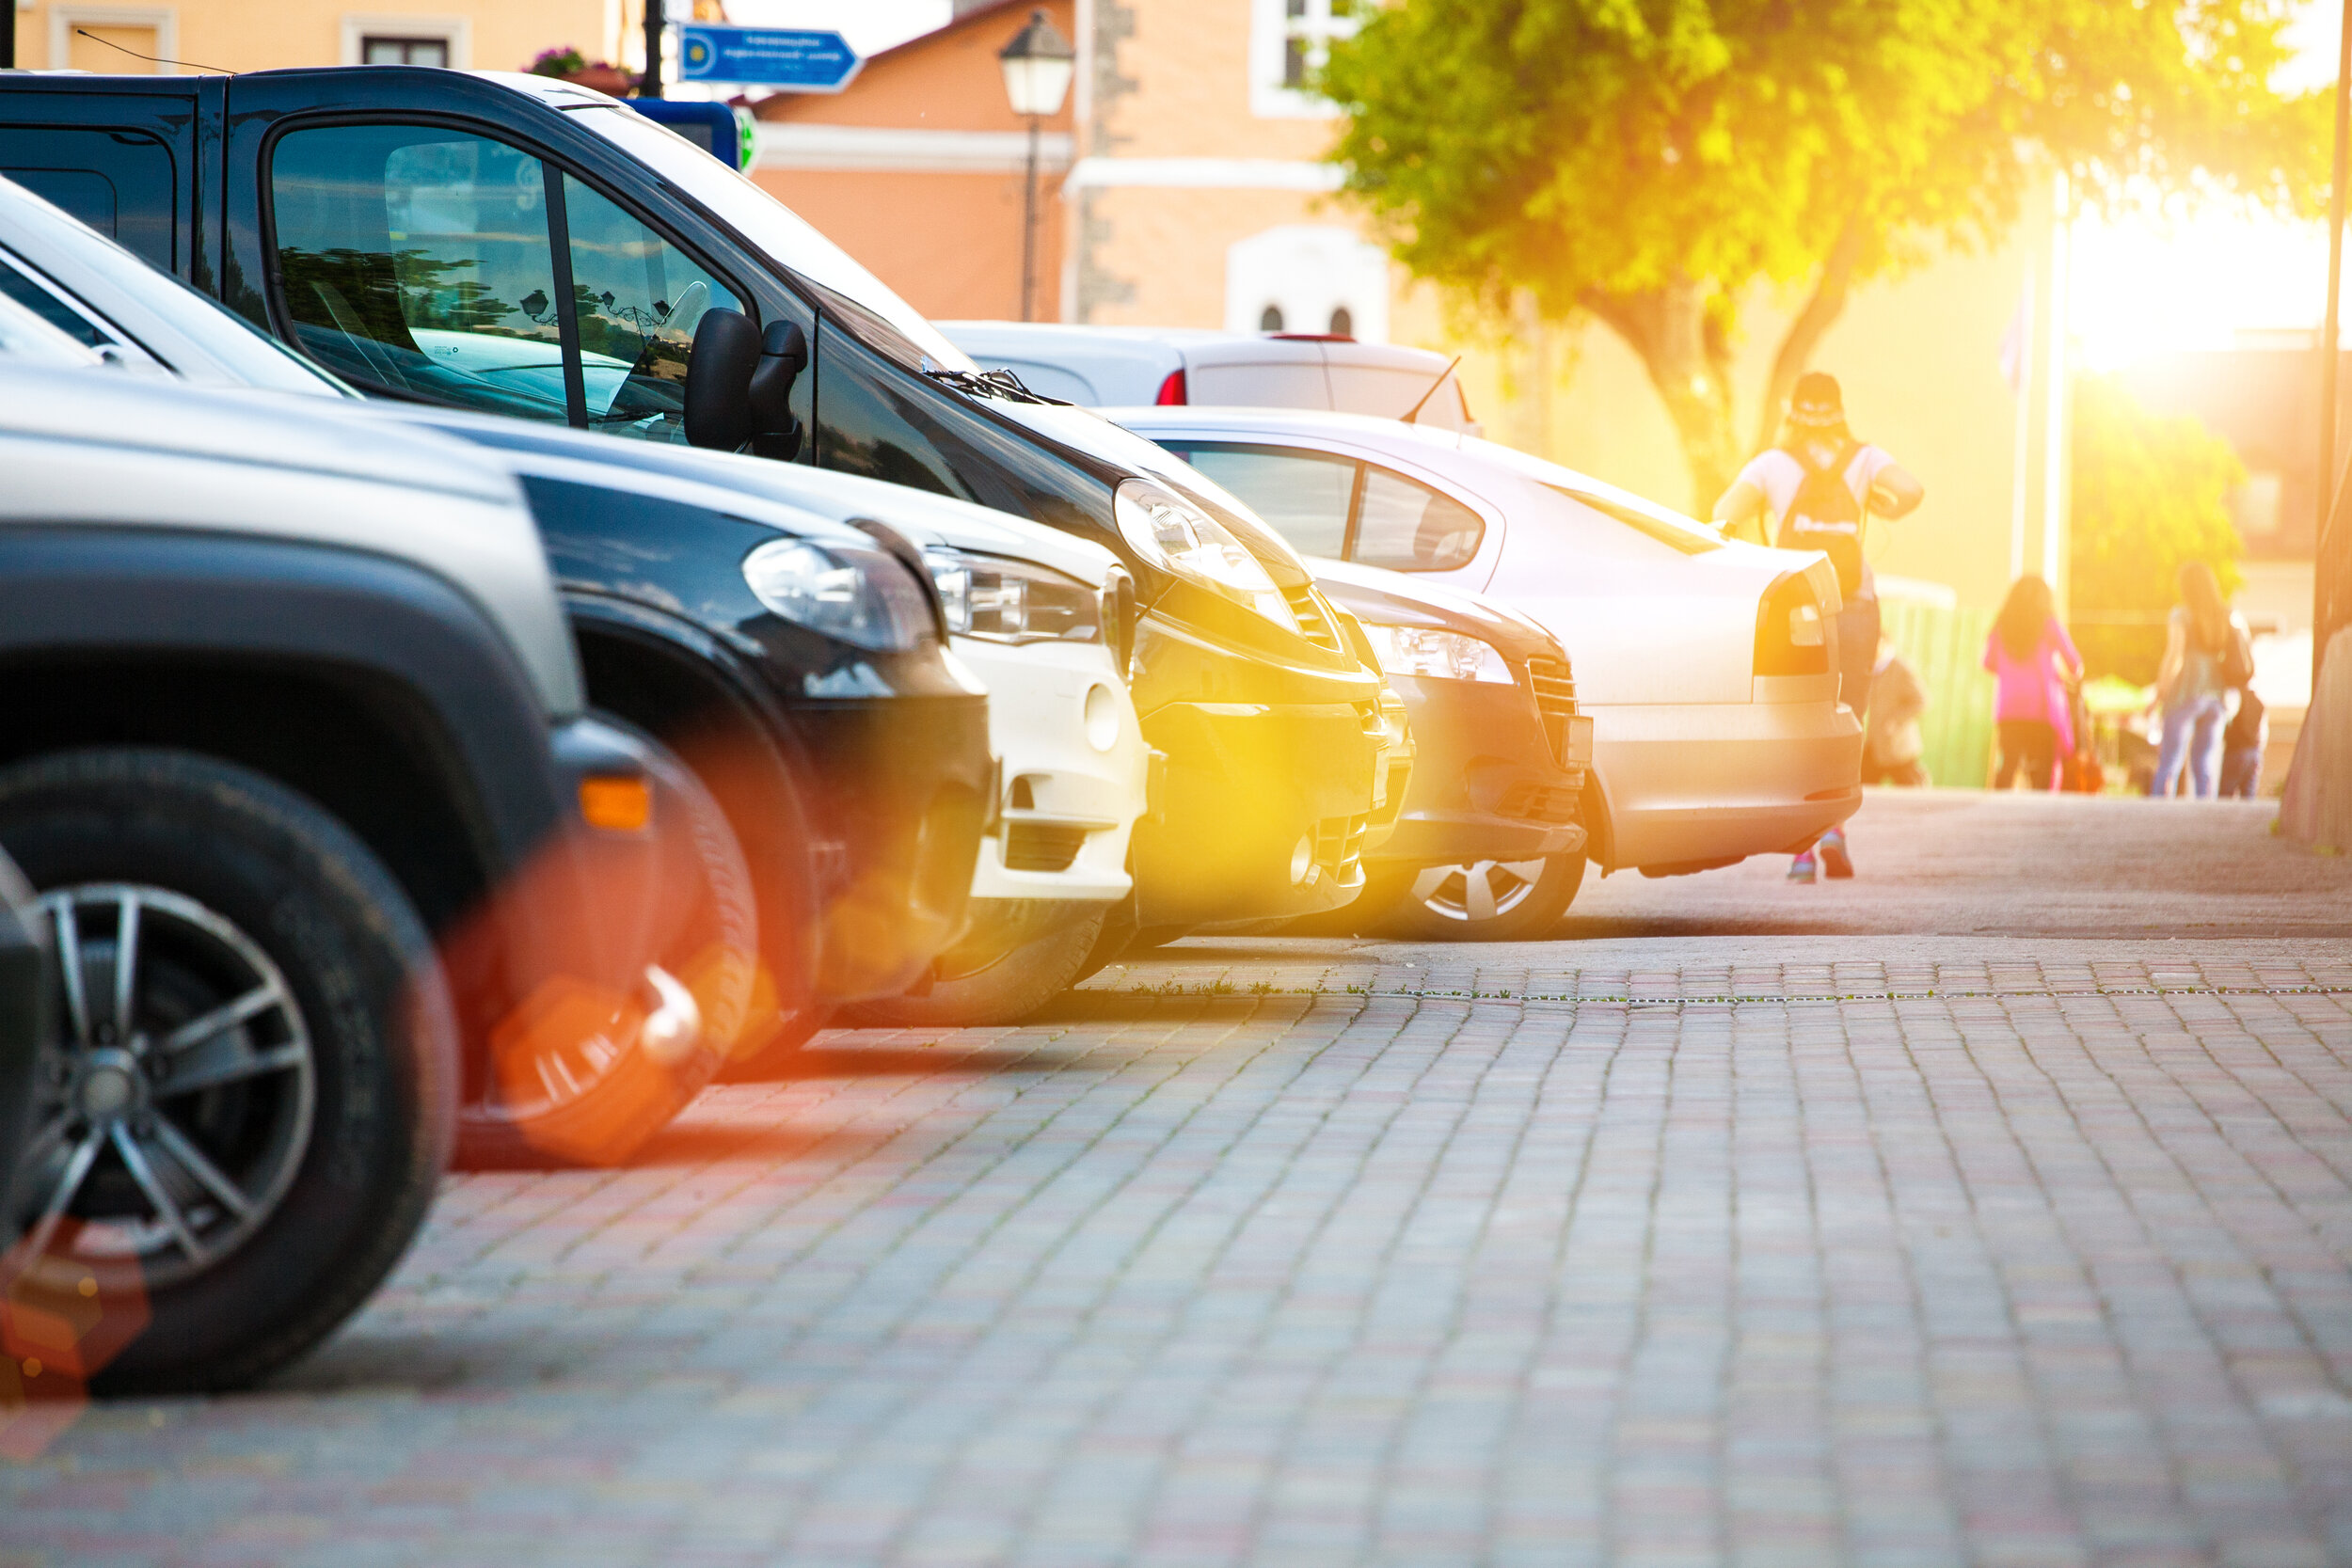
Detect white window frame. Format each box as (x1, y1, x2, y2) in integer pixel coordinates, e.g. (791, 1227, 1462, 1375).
(339, 11, 471, 69)
(1248, 0, 1359, 120)
(48, 5, 178, 72)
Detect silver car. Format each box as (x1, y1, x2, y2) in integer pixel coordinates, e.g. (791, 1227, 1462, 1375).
(1109, 408, 1863, 879)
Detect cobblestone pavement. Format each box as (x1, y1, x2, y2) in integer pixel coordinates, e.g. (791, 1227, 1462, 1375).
(5, 941, 2349, 1568)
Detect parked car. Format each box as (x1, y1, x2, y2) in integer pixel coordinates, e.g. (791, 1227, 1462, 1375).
(408, 420, 1152, 1027)
(0, 354, 755, 1391)
(1311, 560, 1595, 940)
(1114, 410, 1864, 879)
(0, 67, 1390, 944)
(0, 171, 995, 1056)
(941, 322, 1478, 433)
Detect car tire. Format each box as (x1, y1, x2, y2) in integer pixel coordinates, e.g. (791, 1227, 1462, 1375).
(1367, 850, 1587, 942)
(845, 907, 1106, 1029)
(0, 748, 458, 1395)
(455, 746, 756, 1169)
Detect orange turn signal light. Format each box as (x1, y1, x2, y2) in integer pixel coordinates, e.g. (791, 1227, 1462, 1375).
(579, 775, 652, 833)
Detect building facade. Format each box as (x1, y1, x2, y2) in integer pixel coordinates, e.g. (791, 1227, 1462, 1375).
(10, 0, 616, 77)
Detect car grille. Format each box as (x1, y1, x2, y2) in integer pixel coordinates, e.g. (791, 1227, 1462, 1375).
(1282, 584, 1343, 654)
(1314, 814, 1368, 882)
(1524, 654, 1581, 765)
(1004, 822, 1089, 873)
(1495, 781, 1581, 824)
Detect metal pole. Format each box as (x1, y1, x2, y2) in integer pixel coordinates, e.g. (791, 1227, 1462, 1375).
(2316, 0, 2352, 681)
(641, 0, 664, 97)
(1020, 113, 1041, 322)
(1, 5, 15, 71)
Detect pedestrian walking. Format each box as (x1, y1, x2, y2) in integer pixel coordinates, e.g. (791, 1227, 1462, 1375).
(1982, 574, 2083, 790)
(1861, 633, 1931, 786)
(1712, 371, 1925, 880)
(2148, 561, 2252, 799)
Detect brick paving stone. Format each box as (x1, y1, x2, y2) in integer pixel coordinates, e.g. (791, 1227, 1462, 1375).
(1, 958, 2347, 1566)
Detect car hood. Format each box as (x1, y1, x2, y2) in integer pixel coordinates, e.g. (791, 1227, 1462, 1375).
(0, 367, 582, 715)
(395, 409, 1121, 590)
(1305, 556, 1563, 666)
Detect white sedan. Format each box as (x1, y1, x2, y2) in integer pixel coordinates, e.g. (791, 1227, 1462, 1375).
(1111, 408, 1862, 880)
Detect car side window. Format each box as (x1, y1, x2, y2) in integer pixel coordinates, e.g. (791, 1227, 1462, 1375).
(1353, 463, 1484, 572)
(1159, 442, 1355, 560)
(269, 124, 569, 422)
(559, 175, 743, 444)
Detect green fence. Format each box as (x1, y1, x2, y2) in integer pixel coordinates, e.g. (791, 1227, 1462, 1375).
(1878, 598, 1996, 788)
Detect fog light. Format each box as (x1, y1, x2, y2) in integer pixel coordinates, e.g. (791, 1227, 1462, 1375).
(1289, 833, 1316, 885)
(580, 775, 652, 832)
(1083, 682, 1120, 752)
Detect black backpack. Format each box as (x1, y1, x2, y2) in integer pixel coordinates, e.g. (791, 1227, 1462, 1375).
(2218, 620, 2255, 689)
(1774, 439, 1867, 595)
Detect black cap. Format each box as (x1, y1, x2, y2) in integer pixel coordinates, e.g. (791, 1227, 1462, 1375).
(1789, 371, 1845, 429)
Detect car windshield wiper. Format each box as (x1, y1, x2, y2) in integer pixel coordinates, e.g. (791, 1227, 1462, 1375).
(922, 366, 1065, 405)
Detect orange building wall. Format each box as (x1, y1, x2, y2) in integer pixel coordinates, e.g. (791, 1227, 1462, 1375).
(752, 0, 1074, 321)
(755, 166, 1067, 322)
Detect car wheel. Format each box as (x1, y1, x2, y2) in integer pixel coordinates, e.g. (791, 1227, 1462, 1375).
(454, 746, 757, 1169)
(1370, 850, 1586, 942)
(846, 908, 1106, 1029)
(0, 749, 457, 1395)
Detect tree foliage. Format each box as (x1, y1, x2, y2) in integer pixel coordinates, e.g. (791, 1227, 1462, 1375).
(2068, 372, 2244, 685)
(1322, 0, 2324, 507)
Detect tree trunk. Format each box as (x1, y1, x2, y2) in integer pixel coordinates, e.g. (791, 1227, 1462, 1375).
(1581, 278, 1741, 514)
(1752, 218, 1867, 458)
(1577, 225, 1865, 516)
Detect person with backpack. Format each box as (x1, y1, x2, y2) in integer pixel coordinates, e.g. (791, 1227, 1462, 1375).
(1712, 372, 1925, 880)
(1981, 574, 2083, 790)
(2149, 560, 2253, 799)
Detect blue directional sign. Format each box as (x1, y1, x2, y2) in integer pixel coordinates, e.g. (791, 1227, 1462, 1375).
(676, 25, 863, 92)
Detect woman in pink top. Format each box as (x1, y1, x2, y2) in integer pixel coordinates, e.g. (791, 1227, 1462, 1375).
(1981, 575, 2083, 790)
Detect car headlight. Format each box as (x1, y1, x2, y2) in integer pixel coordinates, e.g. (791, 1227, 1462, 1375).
(924, 548, 1104, 645)
(741, 538, 934, 650)
(1360, 623, 1513, 684)
(1113, 478, 1298, 635)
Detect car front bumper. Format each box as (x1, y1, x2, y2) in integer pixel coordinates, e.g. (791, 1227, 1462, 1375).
(1593, 692, 1863, 872)
(954, 636, 1146, 909)
(1128, 611, 1384, 927)
(1367, 672, 1589, 870)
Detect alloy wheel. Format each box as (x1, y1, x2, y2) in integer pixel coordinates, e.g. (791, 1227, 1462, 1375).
(12, 884, 315, 1291)
(1409, 858, 1549, 925)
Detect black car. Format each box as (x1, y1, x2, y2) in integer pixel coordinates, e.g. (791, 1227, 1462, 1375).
(1309, 559, 1593, 941)
(0, 170, 993, 1066)
(0, 67, 1389, 944)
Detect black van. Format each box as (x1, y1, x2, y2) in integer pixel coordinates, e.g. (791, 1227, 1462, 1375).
(0, 68, 1388, 936)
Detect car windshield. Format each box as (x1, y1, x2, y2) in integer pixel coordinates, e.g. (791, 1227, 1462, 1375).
(568, 103, 979, 376)
(0, 288, 102, 367)
(4, 183, 356, 396)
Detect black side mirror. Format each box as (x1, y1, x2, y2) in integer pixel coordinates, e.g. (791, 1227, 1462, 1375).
(684, 308, 760, 451)
(747, 320, 807, 461)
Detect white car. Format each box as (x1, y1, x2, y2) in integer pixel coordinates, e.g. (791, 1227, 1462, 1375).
(1111, 408, 1863, 879)
(942, 322, 1478, 434)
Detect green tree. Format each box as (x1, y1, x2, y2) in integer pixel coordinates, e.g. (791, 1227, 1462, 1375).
(2068, 373, 2244, 684)
(1322, 0, 2323, 509)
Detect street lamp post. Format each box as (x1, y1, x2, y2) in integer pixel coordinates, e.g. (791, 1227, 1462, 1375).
(999, 8, 1074, 323)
